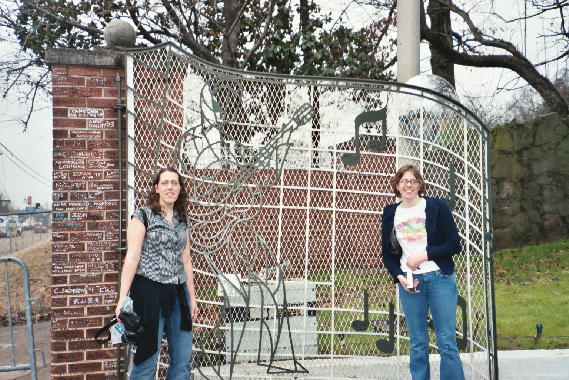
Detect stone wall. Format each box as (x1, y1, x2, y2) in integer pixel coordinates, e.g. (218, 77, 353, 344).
(491, 112, 569, 250)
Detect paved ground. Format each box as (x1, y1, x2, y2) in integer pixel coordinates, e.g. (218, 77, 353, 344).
(0, 321, 567, 379)
(0, 322, 49, 380)
(498, 349, 569, 380)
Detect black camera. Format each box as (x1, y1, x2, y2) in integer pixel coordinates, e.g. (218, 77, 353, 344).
(94, 310, 144, 345)
(119, 311, 144, 345)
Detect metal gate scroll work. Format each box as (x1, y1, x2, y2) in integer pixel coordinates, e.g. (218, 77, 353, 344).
(125, 43, 496, 379)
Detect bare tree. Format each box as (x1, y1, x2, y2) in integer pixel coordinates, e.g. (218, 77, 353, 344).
(359, 0, 568, 116)
(419, 0, 568, 116)
(0, 0, 396, 130)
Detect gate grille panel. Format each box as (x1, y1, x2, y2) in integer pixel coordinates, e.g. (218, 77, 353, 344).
(125, 43, 495, 379)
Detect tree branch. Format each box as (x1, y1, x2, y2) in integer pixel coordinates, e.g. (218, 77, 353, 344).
(125, 0, 162, 45)
(436, 0, 527, 60)
(24, 2, 102, 36)
(20, 69, 49, 132)
(376, 0, 396, 46)
(240, 0, 277, 70)
(160, 0, 218, 63)
(227, 0, 250, 38)
(535, 49, 569, 66)
(383, 55, 397, 70)
(420, 0, 569, 116)
(559, 0, 568, 37)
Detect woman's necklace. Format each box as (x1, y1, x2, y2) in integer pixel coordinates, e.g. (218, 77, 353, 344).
(400, 197, 421, 208)
(162, 208, 174, 225)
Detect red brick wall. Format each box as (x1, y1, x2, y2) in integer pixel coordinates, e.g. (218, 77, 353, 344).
(51, 64, 125, 379)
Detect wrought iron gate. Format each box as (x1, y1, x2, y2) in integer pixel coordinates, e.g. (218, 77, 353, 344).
(125, 43, 496, 379)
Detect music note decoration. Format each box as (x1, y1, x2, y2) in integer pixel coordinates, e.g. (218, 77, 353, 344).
(348, 293, 467, 354)
(341, 108, 388, 166)
(375, 302, 395, 354)
(351, 291, 370, 332)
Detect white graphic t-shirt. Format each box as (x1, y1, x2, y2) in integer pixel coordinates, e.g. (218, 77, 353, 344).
(394, 198, 440, 274)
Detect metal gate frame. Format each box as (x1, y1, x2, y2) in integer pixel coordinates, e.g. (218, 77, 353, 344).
(122, 42, 498, 380)
(0, 257, 42, 379)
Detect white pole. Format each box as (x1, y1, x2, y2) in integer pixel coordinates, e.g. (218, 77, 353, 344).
(397, 0, 421, 83)
(396, 1, 421, 170)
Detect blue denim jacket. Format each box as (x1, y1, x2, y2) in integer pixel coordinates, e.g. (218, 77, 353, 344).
(381, 196, 461, 283)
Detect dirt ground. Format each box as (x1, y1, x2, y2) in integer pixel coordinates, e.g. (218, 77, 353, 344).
(0, 230, 51, 257)
(0, 239, 51, 379)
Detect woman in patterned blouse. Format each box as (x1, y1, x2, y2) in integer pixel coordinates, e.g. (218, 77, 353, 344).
(116, 167, 198, 379)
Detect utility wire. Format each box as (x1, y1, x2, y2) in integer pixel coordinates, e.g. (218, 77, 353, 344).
(0, 141, 50, 182)
(1, 153, 50, 187)
(0, 144, 50, 187)
(0, 152, 7, 195)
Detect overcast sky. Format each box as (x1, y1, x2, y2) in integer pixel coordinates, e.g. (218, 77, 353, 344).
(0, 0, 565, 210)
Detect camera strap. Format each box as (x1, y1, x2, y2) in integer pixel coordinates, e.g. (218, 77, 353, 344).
(94, 316, 118, 344)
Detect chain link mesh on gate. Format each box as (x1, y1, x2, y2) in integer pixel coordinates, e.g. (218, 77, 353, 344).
(125, 43, 496, 380)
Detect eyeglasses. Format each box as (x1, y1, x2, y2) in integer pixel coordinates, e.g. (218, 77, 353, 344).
(400, 179, 419, 185)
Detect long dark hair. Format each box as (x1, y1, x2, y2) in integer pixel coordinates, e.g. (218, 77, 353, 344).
(147, 167, 188, 222)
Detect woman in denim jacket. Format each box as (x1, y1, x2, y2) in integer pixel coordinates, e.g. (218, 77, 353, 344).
(381, 165, 465, 380)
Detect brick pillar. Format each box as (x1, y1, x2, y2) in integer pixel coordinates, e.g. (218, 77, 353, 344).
(47, 48, 126, 379)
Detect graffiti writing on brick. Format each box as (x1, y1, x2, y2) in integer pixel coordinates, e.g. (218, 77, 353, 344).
(89, 201, 118, 210)
(53, 243, 84, 252)
(69, 253, 102, 263)
(104, 294, 118, 304)
(69, 108, 104, 119)
(53, 182, 86, 191)
(70, 191, 103, 201)
(88, 285, 116, 294)
(53, 171, 69, 180)
(70, 171, 104, 180)
(52, 232, 68, 241)
(55, 161, 87, 170)
(87, 241, 118, 251)
(87, 160, 118, 170)
(53, 287, 86, 295)
(105, 231, 119, 240)
(70, 130, 103, 140)
(71, 296, 102, 305)
(53, 264, 85, 274)
(89, 183, 116, 191)
(53, 202, 85, 212)
(53, 212, 81, 227)
(87, 119, 116, 129)
(69, 212, 88, 220)
(87, 262, 117, 272)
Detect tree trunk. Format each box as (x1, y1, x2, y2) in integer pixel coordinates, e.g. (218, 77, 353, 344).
(299, 0, 314, 73)
(222, 0, 240, 68)
(427, 0, 455, 87)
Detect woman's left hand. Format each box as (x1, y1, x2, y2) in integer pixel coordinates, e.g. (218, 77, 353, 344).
(406, 252, 428, 271)
(191, 299, 199, 320)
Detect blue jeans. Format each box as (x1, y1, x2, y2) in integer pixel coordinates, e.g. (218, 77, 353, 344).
(130, 296, 193, 380)
(398, 270, 465, 380)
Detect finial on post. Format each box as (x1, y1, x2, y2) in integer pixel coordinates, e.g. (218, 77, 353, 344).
(104, 19, 136, 48)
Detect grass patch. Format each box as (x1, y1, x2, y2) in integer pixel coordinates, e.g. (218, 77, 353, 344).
(494, 239, 569, 349)
(0, 239, 51, 325)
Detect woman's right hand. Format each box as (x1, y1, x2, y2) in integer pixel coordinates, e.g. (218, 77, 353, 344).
(397, 275, 420, 293)
(115, 297, 124, 321)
